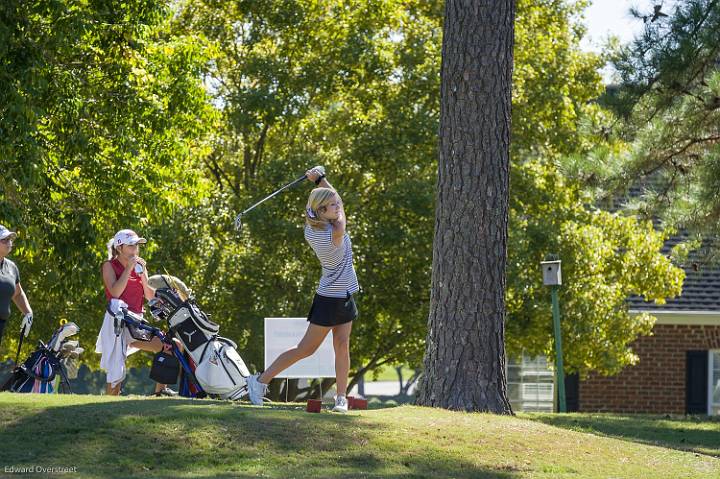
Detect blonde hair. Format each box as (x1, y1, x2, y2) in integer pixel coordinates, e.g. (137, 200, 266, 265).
(106, 239, 119, 260)
(306, 187, 338, 230)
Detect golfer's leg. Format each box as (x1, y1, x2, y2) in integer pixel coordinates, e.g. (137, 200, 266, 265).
(332, 321, 352, 396)
(106, 382, 121, 395)
(131, 337, 163, 353)
(259, 323, 331, 383)
(130, 339, 170, 393)
(0, 319, 6, 348)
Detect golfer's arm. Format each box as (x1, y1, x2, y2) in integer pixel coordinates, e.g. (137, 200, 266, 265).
(142, 273, 156, 301)
(103, 262, 131, 298)
(12, 283, 32, 315)
(331, 205, 347, 246)
(316, 174, 346, 244)
(317, 177, 333, 189)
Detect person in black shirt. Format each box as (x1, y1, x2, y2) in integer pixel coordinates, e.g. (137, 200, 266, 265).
(0, 225, 33, 349)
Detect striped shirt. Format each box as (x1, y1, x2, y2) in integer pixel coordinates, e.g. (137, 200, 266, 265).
(305, 223, 359, 298)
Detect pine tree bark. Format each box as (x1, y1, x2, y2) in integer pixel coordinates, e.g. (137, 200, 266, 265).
(416, 0, 515, 413)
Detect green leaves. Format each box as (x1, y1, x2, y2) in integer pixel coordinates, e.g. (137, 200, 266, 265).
(0, 0, 685, 384)
(507, 160, 684, 375)
(602, 0, 720, 231)
(0, 0, 217, 361)
(513, 0, 605, 157)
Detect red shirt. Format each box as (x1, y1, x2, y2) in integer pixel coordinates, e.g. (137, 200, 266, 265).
(104, 258, 145, 314)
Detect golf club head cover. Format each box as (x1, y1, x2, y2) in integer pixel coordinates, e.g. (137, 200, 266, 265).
(46, 322, 76, 352)
(61, 340, 79, 351)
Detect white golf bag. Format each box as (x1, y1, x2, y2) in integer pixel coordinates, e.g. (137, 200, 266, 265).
(165, 298, 250, 400)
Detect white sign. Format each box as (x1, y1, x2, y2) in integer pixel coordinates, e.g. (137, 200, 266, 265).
(264, 317, 336, 378)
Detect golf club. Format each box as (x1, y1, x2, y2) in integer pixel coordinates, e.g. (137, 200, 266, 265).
(14, 327, 25, 365)
(234, 166, 325, 232)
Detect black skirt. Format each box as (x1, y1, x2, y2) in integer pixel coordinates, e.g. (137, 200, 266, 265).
(307, 293, 358, 327)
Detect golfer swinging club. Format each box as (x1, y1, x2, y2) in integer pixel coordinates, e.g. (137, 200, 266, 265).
(246, 166, 359, 412)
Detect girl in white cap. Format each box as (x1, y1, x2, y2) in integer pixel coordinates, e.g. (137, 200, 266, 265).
(0, 225, 33, 348)
(95, 229, 178, 396)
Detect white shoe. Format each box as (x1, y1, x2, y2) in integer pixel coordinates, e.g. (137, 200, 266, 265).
(332, 395, 348, 413)
(246, 374, 268, 406)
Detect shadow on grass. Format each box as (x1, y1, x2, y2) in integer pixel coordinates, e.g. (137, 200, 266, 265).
(0, 397, 519, 478)
(525, 413, 720, 458)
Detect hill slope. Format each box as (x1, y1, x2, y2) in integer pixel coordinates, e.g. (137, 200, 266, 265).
(0, 393, 717, 478)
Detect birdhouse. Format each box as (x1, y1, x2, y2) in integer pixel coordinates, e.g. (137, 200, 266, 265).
(541, 260, 562, 286)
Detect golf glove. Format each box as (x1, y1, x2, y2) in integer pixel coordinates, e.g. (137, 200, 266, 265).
(20, 313, 33, 337)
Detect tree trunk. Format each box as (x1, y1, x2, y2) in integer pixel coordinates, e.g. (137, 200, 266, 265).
(416, 0, 515, 413)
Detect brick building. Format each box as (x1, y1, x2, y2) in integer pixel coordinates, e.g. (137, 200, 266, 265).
(512, 178, 720, 415)
(576, 252, 720, 415)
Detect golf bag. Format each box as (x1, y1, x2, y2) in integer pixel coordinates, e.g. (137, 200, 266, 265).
(111, 304, 204, 397)
(1, 322, 83, 394)
(152, 287, 250, 400)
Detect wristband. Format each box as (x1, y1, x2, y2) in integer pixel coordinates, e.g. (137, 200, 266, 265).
(314, 174, 326, 185)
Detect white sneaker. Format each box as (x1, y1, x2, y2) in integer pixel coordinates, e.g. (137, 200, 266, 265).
(332, 395, 348, 413)
(246, 374, 268, 406)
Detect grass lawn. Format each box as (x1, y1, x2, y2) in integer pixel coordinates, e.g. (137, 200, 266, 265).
(523, 412, 720, 457)
(0, 393, 718, 478)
